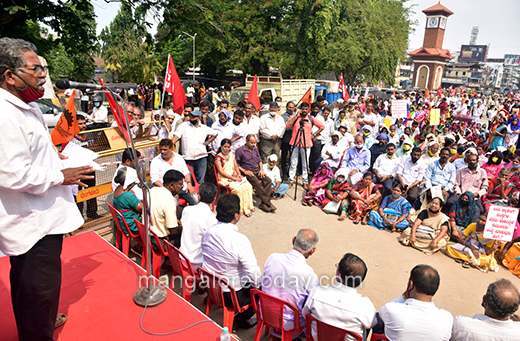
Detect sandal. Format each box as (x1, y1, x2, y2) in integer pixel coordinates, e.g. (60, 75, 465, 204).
(361, 220, 368, 225)
(55, 313, 68, 329)
(453, 258, 464, 264)
(244, 212, 252, 217)
(462, 261, 471, 269)
(353, 219, 361, 225)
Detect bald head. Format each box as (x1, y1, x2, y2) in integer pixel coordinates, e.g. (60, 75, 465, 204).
(410, 264, 440, 296)
(293, 229, 319, 254)
(485, 279, 520, 320)
(337, 253, 367, 288)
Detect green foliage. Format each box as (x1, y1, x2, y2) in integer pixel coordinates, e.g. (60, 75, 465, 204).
(44, 43, 74, 80)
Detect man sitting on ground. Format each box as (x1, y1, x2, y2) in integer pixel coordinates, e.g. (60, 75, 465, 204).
(452, 278, 520, 340)
(201, 194, 261, 330)
(179, 183, 218, 270)
(303, 253, 377, 340)
(379, 264, 453, 340)
(262, 229, 320, 340)
(338, 134, 371, 185)
(372, 143, 400, 198)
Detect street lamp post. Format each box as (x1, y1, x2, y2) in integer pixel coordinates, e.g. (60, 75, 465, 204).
(182, 31, 197, 81)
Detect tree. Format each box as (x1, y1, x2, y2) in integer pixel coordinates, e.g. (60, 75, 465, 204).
(44, 43, 74, 80)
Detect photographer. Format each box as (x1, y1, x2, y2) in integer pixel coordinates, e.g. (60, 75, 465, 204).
(286, 102, 324, 189)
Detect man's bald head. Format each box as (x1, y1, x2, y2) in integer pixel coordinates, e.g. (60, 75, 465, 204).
(337, 253, 367, 288)
(410, 264, 440, 296)
(485, 279, 520, 320)
(293, 229, 319, 255)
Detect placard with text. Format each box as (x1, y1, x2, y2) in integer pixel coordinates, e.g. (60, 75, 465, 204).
(391, 100, 408, 119)
(483, 205, 519, 242)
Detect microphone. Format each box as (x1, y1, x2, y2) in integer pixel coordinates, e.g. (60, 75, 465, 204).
(55, 79, 106, 90)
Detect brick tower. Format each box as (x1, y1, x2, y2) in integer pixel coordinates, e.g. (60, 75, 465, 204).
(409, 2, 454, 90)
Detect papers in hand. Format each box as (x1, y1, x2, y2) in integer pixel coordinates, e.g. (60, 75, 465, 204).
(61, 143, 104, 171)
(236, 177, 247, 185)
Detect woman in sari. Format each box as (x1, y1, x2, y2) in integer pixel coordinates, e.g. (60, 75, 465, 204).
(153, 85, 161, 109)
(368, 183, 411, 232)
(506, 115, 520, 149)
(508, 155, 520, 207)
(348, 173, 381, 225)
(488, 115, 507, 150)
(302, 163, 334, 206)
(215, 139, 255, 217)
(113, 167, 142, 234)
(400, 197, 450, 256)
(446, 213, 499, 272)
(482, 167, 513, 211)
(321, 169, 352, 221)
(448, 192, 479, 240)
(482, 150, 503, 180)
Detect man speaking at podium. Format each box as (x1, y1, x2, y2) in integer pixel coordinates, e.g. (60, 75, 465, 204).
(0, 38, 94, 341)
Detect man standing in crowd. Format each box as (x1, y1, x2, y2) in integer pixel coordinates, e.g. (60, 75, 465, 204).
(0, 37, 95, 341)
(262, 229, 320, 339)
(171, 109, 217, 184)
(235, 134, 276, 212)
(201, 194, 261, 330)
(280, 101, 296, 180)
(206, 109, 233, 183)
(286, 102, 324, 188)
(231, 109, 248, 150)
(259, 101, 286, 163)
(244, 101, 261, 138)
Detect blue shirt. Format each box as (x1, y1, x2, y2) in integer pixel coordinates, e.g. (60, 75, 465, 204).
(425, 160, 457, 192)
(340, 146, 371, 173)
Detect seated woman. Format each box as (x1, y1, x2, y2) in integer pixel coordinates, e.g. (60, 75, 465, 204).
(215, 138, 255, 217)
(448, 192, 479, 240)
(496, 228, 520, 278)
(508, 155, 520, 207)
(348, 173, 381, 225)
(446, 213, 499, 272)
(113, 166, 142, 234)
(482, 167, 513, 211)
(399, 197, 450, 256)
(482, 150, 503, 180)
(321, 169, 352, 221)
(302, 163, 334, 206)
(368, 183, 411, 232)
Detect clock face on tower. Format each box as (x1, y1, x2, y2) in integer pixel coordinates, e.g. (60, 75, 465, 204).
(439, 17, 447, 29)
(427, 17, 439, 28)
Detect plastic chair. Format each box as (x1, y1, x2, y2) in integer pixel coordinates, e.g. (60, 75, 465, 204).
(197, 267, 253, 330)
(305, 314, 363, 341)
(164, 241, 200, 302)
(179, 165, 200, 207)
(212, 162, 232, 210)
(370, 333, 390, 341)
(134, 218, 161, 277)
(250, 288, 305, 341)
(107, 202, 142, 257)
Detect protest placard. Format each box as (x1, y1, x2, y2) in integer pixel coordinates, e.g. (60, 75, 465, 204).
(483, 205, 519, 242)
(430, 108, 440, 125)
(391, 100, 407, 119)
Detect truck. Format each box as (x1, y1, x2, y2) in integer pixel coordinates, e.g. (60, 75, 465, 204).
(314, 80, 340, 106)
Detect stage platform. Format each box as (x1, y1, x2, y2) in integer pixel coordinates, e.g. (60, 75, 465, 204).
(0, 231, 232, 340)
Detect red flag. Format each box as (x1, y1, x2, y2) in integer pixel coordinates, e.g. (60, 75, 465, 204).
(247, 74, 261, 111)
(425, 87, 429, 98)
(437, 87, 443, 97)
(472, 90, 477, 96)
(392, 89, 396, 97)
(338, 74, 349, 100)
(509, 90, 514, 98)
(164, 55, 188, 114)
(516, 93, 520, 101)
(299, 86, 313, 106)
(51, 90, 80, 145)
(98, 77, 133, 141)
(449, 85, 454, 96)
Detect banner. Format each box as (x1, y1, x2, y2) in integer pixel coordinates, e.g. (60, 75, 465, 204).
(430, 108, 440, 126)
(98, 77, 133, 142)
(391, 100, 408, 119)
(51, 90, 80, 145)
(338, 74, 349, 100)
(299, 86, 313, 107)
(247, 74, 261, 111)
(483, 205, 519, 242)
(164, 55, 188, 114)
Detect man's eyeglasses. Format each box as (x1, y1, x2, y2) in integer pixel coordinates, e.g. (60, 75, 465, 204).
(16, 65, 48, 75)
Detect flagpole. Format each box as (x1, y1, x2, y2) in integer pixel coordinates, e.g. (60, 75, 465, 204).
(160, 54, 171, 110)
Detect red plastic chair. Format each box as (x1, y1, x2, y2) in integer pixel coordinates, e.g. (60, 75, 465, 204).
(212, 162, 232, 210)
(164, 241, 200, 302)
(370, 333, 389, 341)
(250, 288, 305, 341)
(305, 314, 363, 341)
(134, 218, 162, 278)
(108, 202, 142, 257)
(197, 267, 253, 330)
(178, 165, 200, 207)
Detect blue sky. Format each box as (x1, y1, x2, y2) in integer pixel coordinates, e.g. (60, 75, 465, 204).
(93, 0, 520, 58)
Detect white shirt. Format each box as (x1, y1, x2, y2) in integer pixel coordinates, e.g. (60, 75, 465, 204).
(201, 222, 262, 291)
(150, 152, 189, 185)
(388, 132, 401, 145)
(90, 105, 108, 123)
(244, 114, 261, 138)
(379, 299, 453, 341)
(373, 153, 400, 177)
(263, 164, 282, 184)
(262, 249, 319, 331)
(186, 86, 195, 98)
(321, 141, 343, 168)
(259, 114, 286, 140)
(314, 115, 334, 144)
(363, 112, 378, 137)
(303, 284, 377, 341)
(452, 313, 520, 341)
(149, 186, 178, 238)
(174, 121, 217, 160)
(211, 120, 233, 154)
(111, 164, 144, 201)
(338, 133, 354, 151)
(0, 89, 83, 256)
(231, 122, 248, 150)
(180, 203, 217, 269)
(396, 156, 427, 186)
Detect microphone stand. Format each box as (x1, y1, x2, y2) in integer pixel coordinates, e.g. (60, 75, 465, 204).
(92, 88, 167, 307)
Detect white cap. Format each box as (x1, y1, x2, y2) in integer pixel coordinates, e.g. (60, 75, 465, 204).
(336, 98, 344, 103)
(268, 154, 278, 162)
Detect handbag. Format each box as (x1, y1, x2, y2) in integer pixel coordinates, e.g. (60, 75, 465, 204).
(323, 200, 341, 213)
(415, 225, 436, 240)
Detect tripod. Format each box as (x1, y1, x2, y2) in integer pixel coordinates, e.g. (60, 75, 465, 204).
(290, 117, 310, 200)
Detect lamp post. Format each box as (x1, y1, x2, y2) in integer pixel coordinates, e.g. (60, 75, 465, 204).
(182, 31, 197, 80)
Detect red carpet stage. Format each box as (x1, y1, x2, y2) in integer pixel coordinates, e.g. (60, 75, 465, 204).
(0, 231, 230, 340)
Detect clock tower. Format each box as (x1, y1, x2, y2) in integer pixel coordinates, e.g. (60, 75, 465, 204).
(408, 3, 454, 90)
